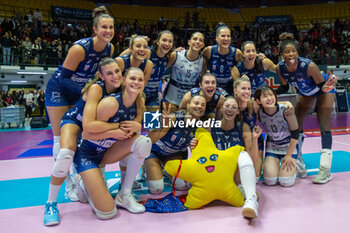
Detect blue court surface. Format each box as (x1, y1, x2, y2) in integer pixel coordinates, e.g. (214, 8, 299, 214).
(18, 148, 53, 158)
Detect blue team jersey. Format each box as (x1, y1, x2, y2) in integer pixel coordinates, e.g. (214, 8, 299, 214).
(77, 92, 137, 154)
(54, 37, 111, 88)
(190, 87, 222, 115)
(242, 107, 257, 131)
(120, 54, 147, 75)
(279, 57, 321, 96)
(211, 121, 244, 150)
(144, 48, 168, 104)
(152, 111, 196, 156)
(45, 37, 111, 106)
(208, 45, 237, 92)
(60, 81, 111, 128)
(236, 60, 267, 94)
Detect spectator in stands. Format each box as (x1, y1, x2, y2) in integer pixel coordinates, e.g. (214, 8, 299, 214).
(330, 47, 337, 65)
(11, 35, 20, 65)
(17, 89, 25, 105)
(32, 22, 41, 41)
(51, 24, 60, 40)
(0, 18, 10, 35)
(24, 89, 34, 119)
(21, 24, 32, 40)
(32, 38, 42, 65)
(0, 90, 8, 107)
(21, 36, 32, 64)
(11, 90, 18, 105)
(26, 10, 33, 26)
(1, 32, 11, 65)
(33, 8, 43, 24)
(5, 91, 13, 105)
(37, 90, 45, 116)
(9, 16, 18, 35)
(48, 40, 59, 65)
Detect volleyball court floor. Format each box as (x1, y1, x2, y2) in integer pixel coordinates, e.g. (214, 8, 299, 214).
(0, 113, 349, 233)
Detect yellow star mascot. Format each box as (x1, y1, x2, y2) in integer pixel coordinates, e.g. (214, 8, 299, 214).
(165, 128, 245, 209)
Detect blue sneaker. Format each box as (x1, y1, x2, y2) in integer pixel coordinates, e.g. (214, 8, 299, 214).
(43, 202, 60, 226)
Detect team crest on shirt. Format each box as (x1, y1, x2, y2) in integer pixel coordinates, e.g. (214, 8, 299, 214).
(84, 65, 90, 70)
(170, 135, 177, 142)
(217, 144, 222, 150)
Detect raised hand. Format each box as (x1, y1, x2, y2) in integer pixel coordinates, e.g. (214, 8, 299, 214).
(253, 125, 262, 139)
(322, 72, 338, 93)
(161, 102, 172, 126)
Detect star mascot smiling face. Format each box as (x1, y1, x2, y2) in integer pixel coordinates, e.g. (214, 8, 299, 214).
(164, 128, 245, 209)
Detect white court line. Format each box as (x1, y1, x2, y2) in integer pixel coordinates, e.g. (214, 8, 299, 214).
(332, 141, 350, 146)
(307, 168, 319, 173)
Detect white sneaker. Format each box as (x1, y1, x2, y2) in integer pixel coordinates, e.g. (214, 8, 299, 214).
(296, 158, 307, 178)
(115, 193, 145, 214)
(242, 194, 258, 219)
(312, 166, 332, 184)
(64, 184, 79, 202)
(75, 177, 88, 203)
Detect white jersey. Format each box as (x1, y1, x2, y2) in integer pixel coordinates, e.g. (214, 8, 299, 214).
(258, 103, 297, 155)
(165, 50, 203, 106)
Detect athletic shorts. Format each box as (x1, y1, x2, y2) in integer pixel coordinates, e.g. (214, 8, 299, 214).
(73, 148, 104, 174)
(60, 113, 83, 129)
(146, 150, 188, 163)
(265, 152, 297, 160)
(45, 77, 81, 107)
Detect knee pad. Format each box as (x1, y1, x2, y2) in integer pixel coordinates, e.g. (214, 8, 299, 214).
(147, 179, 164, 195)
(263, 177, 278, 186)
(51, 148, 75, 178)
(84, 184, 117, 220)
(238, 151, 254, 170)
(94, 206, 118, 220)
(130, 136, 152, 159)
(278, 175, 296, 187)
(53, 136, 60, 159)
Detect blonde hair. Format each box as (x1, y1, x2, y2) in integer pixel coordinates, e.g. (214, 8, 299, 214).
(82, 58, 118, 93)
(233, 76, 253, 116)
(124, 67, 145, 117)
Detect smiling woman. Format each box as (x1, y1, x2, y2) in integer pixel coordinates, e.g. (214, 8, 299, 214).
(164, 32, 206, 109)
(115, 35, 154, 85)
(43, 5, 116, 226)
